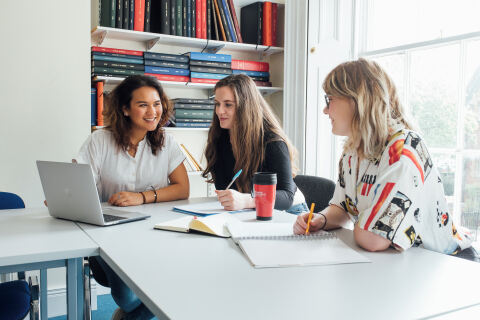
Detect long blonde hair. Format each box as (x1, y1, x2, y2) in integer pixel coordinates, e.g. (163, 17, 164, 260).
(322, 58, 415, 159)
(202, 74, 297, 193)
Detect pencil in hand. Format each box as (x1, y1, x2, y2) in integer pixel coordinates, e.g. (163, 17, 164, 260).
(305, 203, 315, 235)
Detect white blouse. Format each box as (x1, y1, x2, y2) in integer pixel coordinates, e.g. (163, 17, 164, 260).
(75, 129, 185, 202)
(330, 128, 472, 254)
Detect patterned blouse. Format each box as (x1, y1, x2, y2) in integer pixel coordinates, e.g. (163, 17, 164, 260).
(330, 128, 472, 254)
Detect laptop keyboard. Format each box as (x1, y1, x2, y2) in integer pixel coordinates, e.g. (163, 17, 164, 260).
(103, 214, 127, 222)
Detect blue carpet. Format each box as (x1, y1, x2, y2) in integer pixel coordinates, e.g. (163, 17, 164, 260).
(49, 294, 117, 320)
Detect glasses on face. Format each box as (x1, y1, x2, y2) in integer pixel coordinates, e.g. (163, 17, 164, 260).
(324, 94, 331, 108)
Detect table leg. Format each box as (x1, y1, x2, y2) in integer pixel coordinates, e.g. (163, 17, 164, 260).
(40, 269, 48, 320)
(66, 258, 84, 320)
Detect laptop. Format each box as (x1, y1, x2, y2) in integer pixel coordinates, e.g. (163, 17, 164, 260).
(37, 160, 150, 226)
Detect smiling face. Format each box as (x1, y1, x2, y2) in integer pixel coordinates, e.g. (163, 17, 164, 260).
(123, 86, 162, 135)
(323, 95, 356, 137)
(214, 86, 237, 130)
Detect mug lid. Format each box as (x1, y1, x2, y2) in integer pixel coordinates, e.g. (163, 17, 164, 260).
(253, 172, 277, 185)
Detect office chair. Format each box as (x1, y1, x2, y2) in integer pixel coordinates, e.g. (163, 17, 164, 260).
(293, 175, 336, 213)
(0, 192, 40, 320)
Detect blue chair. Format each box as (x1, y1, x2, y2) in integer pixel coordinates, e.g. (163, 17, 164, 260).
(0, 192, 39, 320)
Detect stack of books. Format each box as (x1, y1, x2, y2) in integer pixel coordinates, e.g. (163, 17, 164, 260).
(171, 98, 214, 128)
(144, 52, 190, 82)
(240, 1, 278, 46)
(91, 46, 145, 77)
(188, 52, 232, 84)
(231, 59, 271, 87)
(179, 143, 203, 173)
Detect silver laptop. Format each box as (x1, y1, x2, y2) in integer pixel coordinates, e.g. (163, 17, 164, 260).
(37, 160, 150, 226)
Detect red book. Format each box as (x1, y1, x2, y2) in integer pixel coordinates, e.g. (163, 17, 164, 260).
(196, 0, 202, 38)
(134, 0, 145, 31)
(96, 82, 104, 126)
(254, 80, 272, 87)
(272, 3, 277, 46)
(201, 0, 207, 39)
(262, 2, 272, 46)
(145, 73, 189, 82)
(91, 46, 143, 56)
(227, 0, 242, 43)
(232, 59, 269, 72)
(190, 78, 219, 84)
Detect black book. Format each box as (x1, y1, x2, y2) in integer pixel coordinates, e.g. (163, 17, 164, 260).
(192, 0, 196, 38)
(144, 0, 152, 31)
(171, 98, 215, 104)
(144, 52, 190, 63)
(241, 2, 262, 45)
(186, 0, 192, 37)
(145, 60, 189, 69)
(129, 0, 134, 29)
(91, 51, 141, 59)
(173, 103, 215, 110)
(161, 0, 170, 34)
(248, 75, 269, 82)
(206, 0, 212, 39)
(190, 66, 232, 75)
(92, 60, 145, 71)
(150, 0, 161, 33)
(189, 60, 231, 68)
(92, 67, 144, 76)
(217, 0, 232, 41)
(123, 0, 129, 29)
(211, 0, 219, 40)
(170, 0, 176, 34)
(116, 0, 123, 28)
(182, 0, 187, 36)
(100, 0, 116, 27)
(176, 0, 183, 36)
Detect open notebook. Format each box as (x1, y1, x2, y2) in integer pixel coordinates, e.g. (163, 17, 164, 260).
(226, 219, 371, 268)
(172, 201, 252, 216)
(154, 213, 231, 237)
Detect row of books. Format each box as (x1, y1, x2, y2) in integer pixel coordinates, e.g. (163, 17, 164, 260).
(170, 98, 214, 128)
(179, 143, 203, 172)
(95, 0, 278, 45)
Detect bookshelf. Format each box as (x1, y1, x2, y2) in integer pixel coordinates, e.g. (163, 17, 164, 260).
(91, 0, 286, 197)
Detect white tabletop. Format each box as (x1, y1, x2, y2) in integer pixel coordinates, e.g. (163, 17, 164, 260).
(0, 208, 99, 267)
(78, 198, 480, 320)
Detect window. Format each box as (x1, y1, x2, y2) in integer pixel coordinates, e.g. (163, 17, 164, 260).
(357, 0, 480, 233)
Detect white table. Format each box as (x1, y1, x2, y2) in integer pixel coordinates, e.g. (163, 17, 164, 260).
(0, 208, 99, 320)
(78, 198, 480, 319)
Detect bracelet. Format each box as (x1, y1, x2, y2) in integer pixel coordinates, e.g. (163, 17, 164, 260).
(140, 192, 146, 204)
(150, 186, 157, 203)
(318, 212, 327, 230)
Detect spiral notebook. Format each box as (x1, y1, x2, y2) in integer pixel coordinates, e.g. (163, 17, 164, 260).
(226, 220, 371, 268)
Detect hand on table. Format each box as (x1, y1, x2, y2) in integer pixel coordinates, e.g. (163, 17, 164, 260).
(108, 191, 143, 207)
(293, 212, 326, 235)
(215, 189, 251, 211)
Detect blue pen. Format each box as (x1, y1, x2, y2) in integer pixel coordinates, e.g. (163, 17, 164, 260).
(226, 169, 242, 190)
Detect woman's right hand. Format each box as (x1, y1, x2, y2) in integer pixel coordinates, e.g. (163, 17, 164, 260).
(293, 212, 326, 235)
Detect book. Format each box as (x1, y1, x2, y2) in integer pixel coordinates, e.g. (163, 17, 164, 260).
(201, 0, 207, 38)
(176, 118, 212, 123)
(154, 212, 232, 237)
(173, 103, 214, 110)
(190, 66, 232, 75)
(192, 0, 196, 37)
(144, 52, 189, 63)
(170, 0, 176, 35)
(206, 0, 212, 39)
(161, 0, 170, 34)
(272, 2, 277, 46)
(179, 144, 201, 171)
(99, 0, 116, 28)
(129, 0, 134, 29)
(253, 80, 272, 87)
(232, 69, 269, 78)
(144, 60, 189, 69)
(92, 54, 144, 64)
(176, 122, 211, 127)
(231, 59, 268, 72)
(95, 81, 104, 126)
(92, 67, 145, 76)
(116, 0, 123, 28)
(262, 1, 272, 46)
(180, 143, 203, 170)
(226, 220, 371, 268)
(186, 0, 192, 37)
(190, 60, 231, 68)
(171, 98, 214, 104)
(91, 88, 97, 126)
(190, 77, 219, 84)
(134, 0, 145, 31)
(123, 0, 129, 29)
(182, 0, 187, 36)
(91, 46, 143, 56)
(176, 0, 183, 36)
(91, 51, 143, 59)
(144, 0, 152, 31)
(186, 52, 231, 62)
(221, 0, 236, 42)
(175, 108, 214, 119)
(241, 2, 262, 45)
(144, 66, 190, 76)
(91, 60, 144, 70)
(217, 0, 232, 41)
(211, 0, 219, 40)
(172, 201, 250, 216)
(227, 0, 242, 42)
(190, 72, 229, 80)
(145, 73, 190, 82)
(213, 0, 226, 41)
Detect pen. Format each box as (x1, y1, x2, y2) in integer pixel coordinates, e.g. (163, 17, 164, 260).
(305, 203, 315, 235)
(226, 169, 242, 190)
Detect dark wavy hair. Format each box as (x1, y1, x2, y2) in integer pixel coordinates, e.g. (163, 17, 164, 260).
(103, 75, 171, 155)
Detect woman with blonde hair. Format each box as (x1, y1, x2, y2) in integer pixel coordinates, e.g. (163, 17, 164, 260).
(203, 74, 306, 213)
(294, 58, 472, 254)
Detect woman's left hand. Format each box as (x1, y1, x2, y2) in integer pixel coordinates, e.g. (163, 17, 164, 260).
(215, 189, 253, 211)
(108, 191, 143, 207)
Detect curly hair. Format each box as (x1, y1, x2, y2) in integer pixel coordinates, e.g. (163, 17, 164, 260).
(103, 75, 172, 155)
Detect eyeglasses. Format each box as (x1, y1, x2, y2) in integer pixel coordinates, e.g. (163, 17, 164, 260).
(324, 94, 331, 108)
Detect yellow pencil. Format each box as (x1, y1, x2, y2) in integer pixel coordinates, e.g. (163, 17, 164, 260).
(305, 203, 315, 235)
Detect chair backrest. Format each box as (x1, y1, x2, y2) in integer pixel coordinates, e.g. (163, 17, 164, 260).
(0, 192, 25, 210)
(293, 175, 335, 213)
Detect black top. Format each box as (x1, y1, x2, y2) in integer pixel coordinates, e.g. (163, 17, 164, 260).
(212, 130, 297, 210)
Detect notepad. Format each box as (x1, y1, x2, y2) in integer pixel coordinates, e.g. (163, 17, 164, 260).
(172, 201, 252, 216)
(226, 219, 371, 268)
(154, 213, 231, 237)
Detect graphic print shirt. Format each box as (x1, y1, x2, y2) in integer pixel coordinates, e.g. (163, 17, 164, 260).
(330, 129, 472, 254)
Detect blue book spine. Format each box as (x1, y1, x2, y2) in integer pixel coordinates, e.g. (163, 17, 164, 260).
(232, 70, 269, 78)
(190, 72, 229, 79)
(220, 0, 236, 42)
(91, 88, 97, 126)
(188, 52, 232, 62)
(145, 66, 190, 76)
(186, 0, 192, 37)
(92, 54, 144, 64)
(144, 52, 190, 63)
(176, 122, 211, 128)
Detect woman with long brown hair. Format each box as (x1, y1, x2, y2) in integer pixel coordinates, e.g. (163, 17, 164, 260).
(75, 75, 188, 319)
(202, 74, 306, 213)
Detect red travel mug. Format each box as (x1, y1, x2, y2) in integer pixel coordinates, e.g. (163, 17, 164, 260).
(253, 172, 277, 221)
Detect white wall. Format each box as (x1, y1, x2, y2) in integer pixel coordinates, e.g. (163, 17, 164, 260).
(0, 1, 91, 207)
